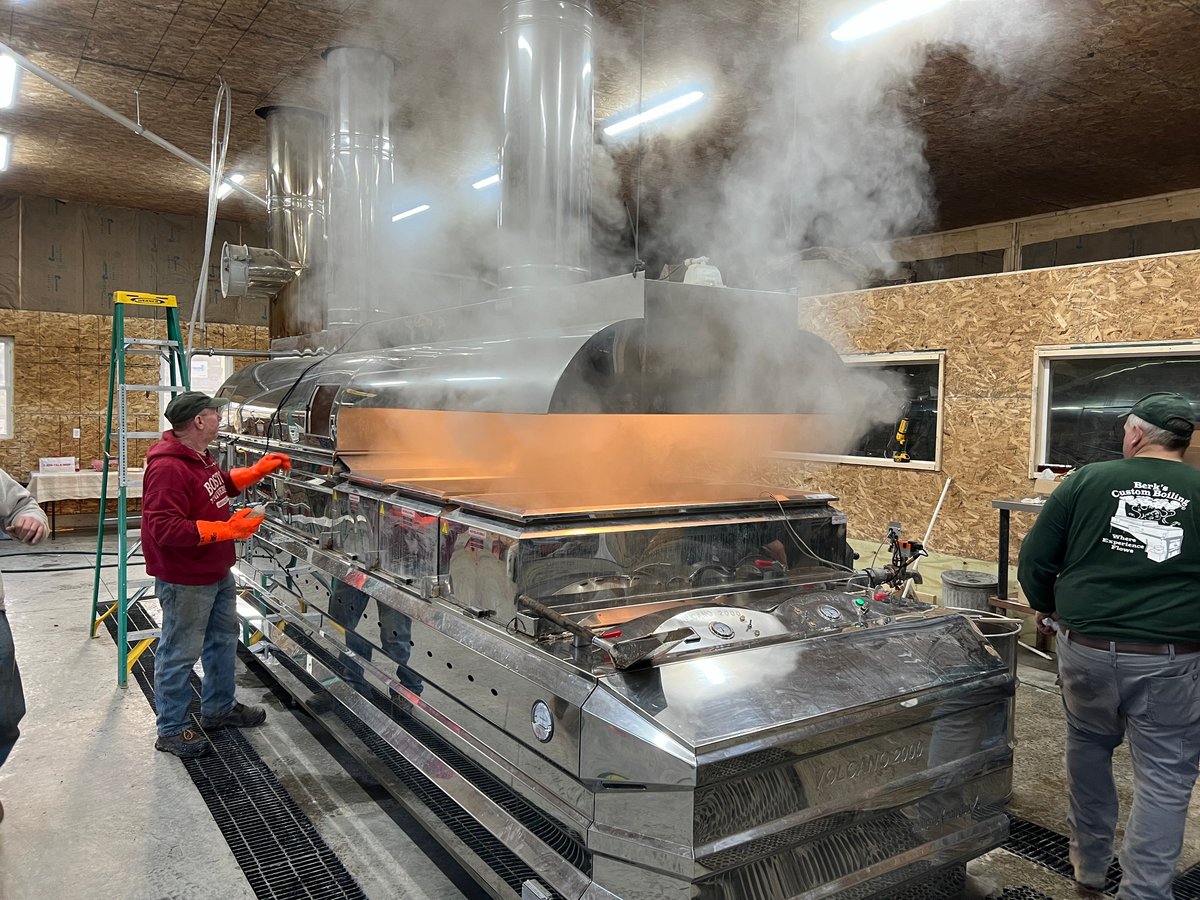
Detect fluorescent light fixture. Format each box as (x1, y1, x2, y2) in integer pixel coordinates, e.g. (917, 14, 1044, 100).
(830, 0, 952, 41)
(0, 54, 17, 109)
(472, 173, 500, 190)
(216, 172, 245, 200)
(603, 90, 705, 137)
(0, 134, 9, 172)
(392, 204, 430, 222)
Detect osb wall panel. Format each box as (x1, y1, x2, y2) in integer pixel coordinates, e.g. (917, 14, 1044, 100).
(0, 309, 269, 513)
(765, 251, 1200, 562)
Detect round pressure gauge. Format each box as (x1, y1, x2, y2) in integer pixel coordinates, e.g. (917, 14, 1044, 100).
(531, 700, 554, 743)
(709, 621, 736, 639)
(817, 604, 843, 622)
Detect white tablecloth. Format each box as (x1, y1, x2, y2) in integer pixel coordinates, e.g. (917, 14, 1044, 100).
(27, 469, 144, 502)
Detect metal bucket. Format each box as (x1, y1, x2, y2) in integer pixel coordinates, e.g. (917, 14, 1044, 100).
(971, 617, 1022, 679)
(940, 570, 999, 611)
(944, 607, 1022, 748)
(942, 606, 1021, 678)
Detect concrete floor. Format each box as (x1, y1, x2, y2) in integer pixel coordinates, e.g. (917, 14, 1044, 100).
(0, 531, 475, 900)
(1, 530, 1198, 899)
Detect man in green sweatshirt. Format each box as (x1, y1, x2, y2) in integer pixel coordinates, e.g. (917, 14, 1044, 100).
(1018, 391, 1200, 900)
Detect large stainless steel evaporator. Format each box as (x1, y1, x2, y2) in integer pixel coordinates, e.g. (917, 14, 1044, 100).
(218, 277, 1014, 900)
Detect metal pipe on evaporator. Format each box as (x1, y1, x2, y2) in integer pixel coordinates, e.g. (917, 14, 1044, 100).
(517, 594, 698, 668)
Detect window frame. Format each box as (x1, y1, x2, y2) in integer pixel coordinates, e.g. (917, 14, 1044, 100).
(159, 353, 234, 431)
(0, 336, 12, 440)
(775, 348, 946, 471)
(1030, 339, 1200, 476)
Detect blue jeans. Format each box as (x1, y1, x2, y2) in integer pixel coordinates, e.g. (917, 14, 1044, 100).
(0, 611, 25, 768)
(1058, 631, 1200, 900)
(154, 575, 237, 737)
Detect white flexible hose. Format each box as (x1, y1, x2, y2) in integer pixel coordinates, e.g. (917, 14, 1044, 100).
(187, 78, 232, 358)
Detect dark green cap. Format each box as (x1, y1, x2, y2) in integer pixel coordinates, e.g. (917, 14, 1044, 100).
(1129, 391, 1195, 439)
(164, 390, 229, 425)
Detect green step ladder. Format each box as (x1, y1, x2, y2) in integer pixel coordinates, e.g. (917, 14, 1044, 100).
(89, 291, 189, 687)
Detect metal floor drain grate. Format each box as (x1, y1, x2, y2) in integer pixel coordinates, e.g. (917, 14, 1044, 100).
(1006, 816, 1200, 900)
(1004, 816, 1121, 895)
(999, 889, 1056, 900)
(105, 602, 367, 900)
(1177, 864, 1200, 897)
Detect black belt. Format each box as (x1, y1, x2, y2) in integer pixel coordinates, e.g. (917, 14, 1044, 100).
(1068, 631, 1200, 655)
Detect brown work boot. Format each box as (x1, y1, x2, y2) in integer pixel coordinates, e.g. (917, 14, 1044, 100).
(198, 702, 266, 729)
(155, 727, 211, 759)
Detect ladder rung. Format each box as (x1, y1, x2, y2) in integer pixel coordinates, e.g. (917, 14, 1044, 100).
(124, 338, 180, 347)
(125, 348, 173, 356)
(126, 629, 160, 642)
(124, 432, 162, 439)
(120, 384, 181, 392)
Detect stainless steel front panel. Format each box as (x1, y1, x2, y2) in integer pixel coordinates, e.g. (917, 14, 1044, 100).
(595, 616, 1003, 752)
(378, 495, 442, 585)
(440, 500, 851, 629)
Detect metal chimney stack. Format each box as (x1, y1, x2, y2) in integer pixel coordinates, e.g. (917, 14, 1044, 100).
(498, 0, 594, 289)
(257, 105, 327, 337)
(324, 47, 395, 326)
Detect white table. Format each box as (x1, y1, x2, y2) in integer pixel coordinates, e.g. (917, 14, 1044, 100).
(27, 469, 144, 538)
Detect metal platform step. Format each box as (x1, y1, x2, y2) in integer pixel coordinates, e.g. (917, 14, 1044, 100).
(266, 632, 570, 900)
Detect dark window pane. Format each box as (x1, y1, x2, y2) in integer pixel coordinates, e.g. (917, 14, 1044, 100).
(1045, 355, 1200, 467)
(847, 362, 940, 462)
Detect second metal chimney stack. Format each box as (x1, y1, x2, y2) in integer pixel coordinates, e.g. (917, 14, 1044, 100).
(324, 47, 395, 326)
(257, 105, 326, 337)
(498, 0, 595, 289)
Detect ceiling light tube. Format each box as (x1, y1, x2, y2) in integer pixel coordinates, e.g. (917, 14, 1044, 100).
(0, 134, 9, 172)
(603, 90, 705, 137)
(0, 54, 16, 108)
(472, 173, 500, 190)
(216, 172, 245, 200)
(830, 0, 953, 41)
(392, 204, 431, 222)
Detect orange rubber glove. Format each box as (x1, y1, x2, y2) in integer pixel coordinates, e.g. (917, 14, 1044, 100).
(229, 452, 292, 491)
(196, 508, 265, 545)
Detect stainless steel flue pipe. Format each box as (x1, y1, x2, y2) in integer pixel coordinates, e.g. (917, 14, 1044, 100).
(498, 0, 594, 289)
(257, 105, 327, 336)
(323, 47, 395, 326)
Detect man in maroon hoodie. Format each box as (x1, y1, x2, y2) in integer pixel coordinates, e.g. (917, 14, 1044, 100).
(142, 391, 290, 759)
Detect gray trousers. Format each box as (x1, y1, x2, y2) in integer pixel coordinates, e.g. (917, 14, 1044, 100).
(0, 611, 25, 769)
(1058, 631, 1200, 899)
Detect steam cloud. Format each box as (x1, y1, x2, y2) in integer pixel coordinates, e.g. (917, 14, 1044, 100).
(641, 0, 1070, 292)
(257, 0, 1072, 493)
